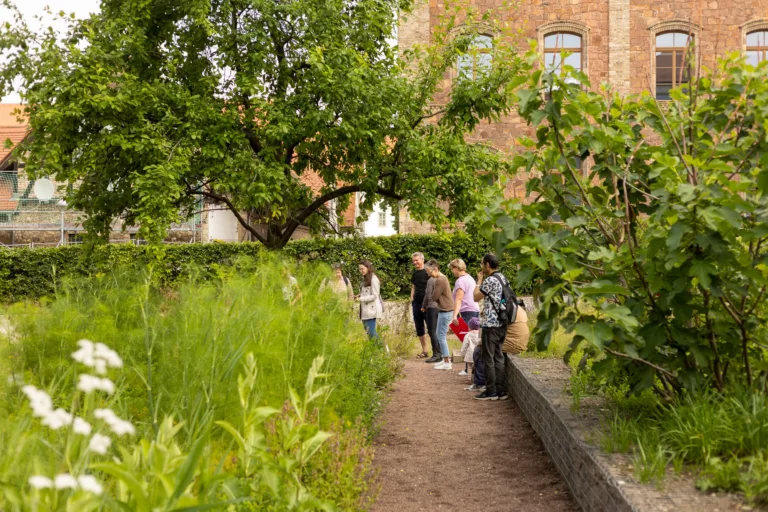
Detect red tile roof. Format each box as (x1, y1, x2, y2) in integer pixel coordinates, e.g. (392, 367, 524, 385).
(0, 104, 29, 165)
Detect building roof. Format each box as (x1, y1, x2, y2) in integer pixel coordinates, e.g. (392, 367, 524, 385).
(0, 104, 29, 167)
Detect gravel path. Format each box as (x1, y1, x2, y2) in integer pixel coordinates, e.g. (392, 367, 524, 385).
(372, 358, 577, 512)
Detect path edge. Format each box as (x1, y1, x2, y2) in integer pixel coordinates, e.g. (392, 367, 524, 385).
(505, 355, 637, 512)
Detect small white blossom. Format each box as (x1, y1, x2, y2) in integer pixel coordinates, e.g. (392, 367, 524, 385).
(77, 475, 103, 495)
(110, 418, 136, 436)
(94, 408, 135, 436)
(94, 408, 117, 422)
(93, 342, 123, 369)
(40, 408, 73, 430)
(53, 474, 78, 490)
(77, 374, 115, 395)
(88, 433, 111, 455)
(72, 340, 123, 373)
(21, 385, 53, 417)
(72, 417, 92, 435)
(28, 476, 53, 489)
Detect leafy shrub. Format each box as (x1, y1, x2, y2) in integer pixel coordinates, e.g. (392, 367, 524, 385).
(0, 233, 531, 303)
(478, 51, 768, 395)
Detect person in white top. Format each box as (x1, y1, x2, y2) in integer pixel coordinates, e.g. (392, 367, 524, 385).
(356, 260, 383, 339)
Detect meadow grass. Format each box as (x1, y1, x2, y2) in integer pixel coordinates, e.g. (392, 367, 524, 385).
(0, 256, 400, 510)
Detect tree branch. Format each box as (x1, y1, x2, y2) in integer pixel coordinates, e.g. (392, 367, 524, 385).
(187, 186, 267, 245)
(605, 348, 681, 388)
(280, 184, 403, 247)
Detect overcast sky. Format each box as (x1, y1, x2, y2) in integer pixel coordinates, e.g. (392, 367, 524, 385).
(1, 0, 101, 103)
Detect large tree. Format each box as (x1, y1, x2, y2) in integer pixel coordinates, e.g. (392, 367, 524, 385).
(0, 0, 523, 247)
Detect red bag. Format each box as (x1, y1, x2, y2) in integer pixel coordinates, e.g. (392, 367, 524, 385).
(449, 317, 470, 342)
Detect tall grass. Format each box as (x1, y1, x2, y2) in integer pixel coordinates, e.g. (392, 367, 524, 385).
(0, 256, 398, 509)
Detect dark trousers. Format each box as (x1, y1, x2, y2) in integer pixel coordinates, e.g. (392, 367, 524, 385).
(412, 301, 427, 337)
(482, 326, 507, 395)
(472, 346, 486, 386)
(460, 311, 479, 324)
(425, 307, 440, 357)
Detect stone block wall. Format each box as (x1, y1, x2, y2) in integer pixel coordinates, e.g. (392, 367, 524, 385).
(505, 356, 635, 512)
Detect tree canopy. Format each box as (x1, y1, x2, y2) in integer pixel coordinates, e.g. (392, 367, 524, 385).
(0, 0, 523, 247)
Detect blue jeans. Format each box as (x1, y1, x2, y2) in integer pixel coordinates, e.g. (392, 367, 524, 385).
(436, 311, 452, 360)
(362, 319, 377, 339)
(460, 311, 479, 324)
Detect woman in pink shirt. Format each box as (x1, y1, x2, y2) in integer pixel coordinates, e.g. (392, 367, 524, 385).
(449, 259, 480, 326)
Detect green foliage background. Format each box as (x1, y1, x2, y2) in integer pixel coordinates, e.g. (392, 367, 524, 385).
(0, 233, 530, 303)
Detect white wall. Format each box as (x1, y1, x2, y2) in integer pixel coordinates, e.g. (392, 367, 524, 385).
(208, 209, 240, 242)
(361, 200, 396, 237)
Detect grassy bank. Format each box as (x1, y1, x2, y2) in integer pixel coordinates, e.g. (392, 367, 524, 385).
(0, 257, 399, 510)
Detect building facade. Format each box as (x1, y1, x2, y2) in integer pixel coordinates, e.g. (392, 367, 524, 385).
(397, 0, 768, 234)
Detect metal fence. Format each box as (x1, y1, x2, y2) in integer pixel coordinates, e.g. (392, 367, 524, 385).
(0, 171, 202, 246)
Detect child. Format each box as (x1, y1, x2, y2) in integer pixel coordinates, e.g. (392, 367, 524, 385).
(459, 317, 481, 381)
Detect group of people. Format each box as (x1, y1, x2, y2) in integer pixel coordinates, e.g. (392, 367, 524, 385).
(411, 251, 524, 401)
(305, 251, 528, 401)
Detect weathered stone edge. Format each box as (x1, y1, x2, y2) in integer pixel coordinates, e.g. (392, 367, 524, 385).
(505, 355, 638, 512)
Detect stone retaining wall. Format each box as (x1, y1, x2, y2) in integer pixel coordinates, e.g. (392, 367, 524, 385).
(506, 356, 635, 512)
(505, 356, 742, 511)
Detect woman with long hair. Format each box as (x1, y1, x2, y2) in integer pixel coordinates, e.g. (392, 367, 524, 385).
(357, 260, 383, 339)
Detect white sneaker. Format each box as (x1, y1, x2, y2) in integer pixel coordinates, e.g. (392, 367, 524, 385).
(434, 362, 453, 370)
(458, 370, 468, 376)
(464, 384, 485, 392)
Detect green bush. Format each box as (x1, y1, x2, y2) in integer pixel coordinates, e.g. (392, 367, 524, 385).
(0, 233, 531, 303)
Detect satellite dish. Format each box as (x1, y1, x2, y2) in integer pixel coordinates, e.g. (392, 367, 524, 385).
(34, 178, 55, 201)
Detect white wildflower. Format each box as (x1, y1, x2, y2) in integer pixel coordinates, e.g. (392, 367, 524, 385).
(73, 340, 123, 373)
(94, 359, 107, 375)
(88, 433, 111, 455)
(110, 418, 136, 436)
(28, 475, 53, 489)
(40, 408, 73, 430)
(53, 474, 78, 490)
(21, 385, 53, 417)
(94, 408, 117, 422)
(72, 417, 92, 435)
(77, 374, 115, 395)
(94, 408, 135, 436)
(77, 475, 103, 495)
(93, 342, 123, 369)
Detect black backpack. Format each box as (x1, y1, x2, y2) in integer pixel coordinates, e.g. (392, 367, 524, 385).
(487, 273, 524, 325)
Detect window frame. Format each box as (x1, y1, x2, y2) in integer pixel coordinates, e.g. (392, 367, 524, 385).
(654, 31, 694, 100)
(648, 21, 699, 101)
(543, 32, 584, 77)
(742, 20, 768, 66)
(455, 34, 494, 82)
(537, 21, 590, 80)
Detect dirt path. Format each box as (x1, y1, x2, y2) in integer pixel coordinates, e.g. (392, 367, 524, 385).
(372, 359, 577, 512)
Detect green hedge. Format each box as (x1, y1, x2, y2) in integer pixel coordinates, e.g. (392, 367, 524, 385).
(0, 233, 526, 302)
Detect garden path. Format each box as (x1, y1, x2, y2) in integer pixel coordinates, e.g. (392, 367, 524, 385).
(372, 358, 577, 512)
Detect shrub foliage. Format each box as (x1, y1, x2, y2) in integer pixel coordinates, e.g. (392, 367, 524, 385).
(477, 52, 768, 395)
(0, 233, 527, 302)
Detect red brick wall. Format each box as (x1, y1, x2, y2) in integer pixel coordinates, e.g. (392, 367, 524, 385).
(397, 0, 768, 234)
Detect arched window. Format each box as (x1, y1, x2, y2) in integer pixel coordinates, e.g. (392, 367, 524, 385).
(747, 30, 768, 66)
(544, 32, 583, 76)
(655, 31, 694, 100)
(457, 35, 492, 80)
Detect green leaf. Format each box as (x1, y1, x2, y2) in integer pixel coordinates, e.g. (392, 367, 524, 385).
(168, 435, 207, 507)
(301, 431, 334, 462)
(573, 321, 613, 350)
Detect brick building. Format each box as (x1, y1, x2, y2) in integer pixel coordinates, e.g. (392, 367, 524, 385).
(397, 0, 768, 234)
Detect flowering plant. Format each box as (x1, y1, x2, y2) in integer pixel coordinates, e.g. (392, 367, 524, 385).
(7, 340, 134, 511)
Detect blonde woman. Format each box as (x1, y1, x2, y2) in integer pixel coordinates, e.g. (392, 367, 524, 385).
(449, 259, 479, 326)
